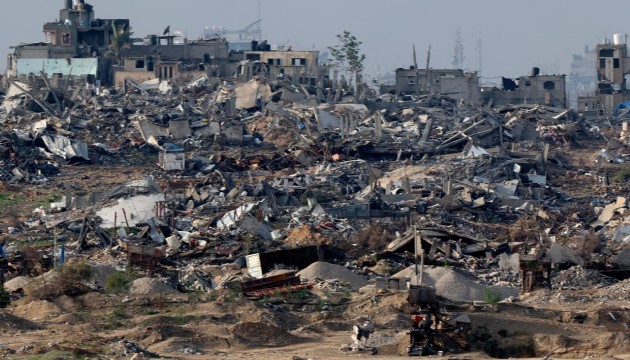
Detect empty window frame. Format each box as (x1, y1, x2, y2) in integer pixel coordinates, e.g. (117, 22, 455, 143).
(61, 33, 72, 46)
(543, 81, 555, 90)
(292, 58, 306, 66)
(44, 31, 58, 45)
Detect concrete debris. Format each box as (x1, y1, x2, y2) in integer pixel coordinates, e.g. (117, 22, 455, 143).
(0, 5, 629, 357)
(297, 261, 369, 291)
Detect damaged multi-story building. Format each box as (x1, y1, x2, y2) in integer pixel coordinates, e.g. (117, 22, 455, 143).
(113, 35, 231, 88)
(5, 0, 128, 86)
(235, 46, 330, 87)
(380, 67, 481, 103)
(4, 0, 329, 90)
(594, 34, 630, 109)
(381, 65, 566, 108)
(481, 68, 567, 108)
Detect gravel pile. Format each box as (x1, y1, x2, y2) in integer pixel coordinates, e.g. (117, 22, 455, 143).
(392, 265, 519, 302)
(297, 262, 369, 291)
(595, 278, 630, 301)
(129, 277, 178, 295)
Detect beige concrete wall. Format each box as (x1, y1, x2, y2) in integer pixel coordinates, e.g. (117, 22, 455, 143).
(114, 71, 156, 89)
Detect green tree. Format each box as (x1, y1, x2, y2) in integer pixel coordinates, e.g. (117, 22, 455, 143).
(328, 31, 366, 100)
(107, 21, 133, 64)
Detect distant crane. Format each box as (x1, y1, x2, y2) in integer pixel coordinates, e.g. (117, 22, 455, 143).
(207, 19, 262, 42)
(203, 0, 262, 42)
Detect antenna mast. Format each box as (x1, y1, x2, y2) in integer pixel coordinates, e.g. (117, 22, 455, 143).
(452, 28, 465, 69)
(475, 35, 482, 77)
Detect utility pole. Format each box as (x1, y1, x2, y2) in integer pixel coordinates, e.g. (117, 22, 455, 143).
(413, 225, 424, 285)
(414, 225, 419, 285)
(258, 0, 263, 40)
(425, 45, 432, 93)
(413, 45, 420, 96)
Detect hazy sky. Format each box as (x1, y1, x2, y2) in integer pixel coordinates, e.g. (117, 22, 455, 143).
(1, 0, 627, 84)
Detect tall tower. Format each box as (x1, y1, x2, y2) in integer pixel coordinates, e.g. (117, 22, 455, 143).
(475, 35, 482, 77)
(452, 28, 465, 69)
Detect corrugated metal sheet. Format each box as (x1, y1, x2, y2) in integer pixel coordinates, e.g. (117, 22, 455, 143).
(246, 254, 263, 279)
(245, 246, 321, 279)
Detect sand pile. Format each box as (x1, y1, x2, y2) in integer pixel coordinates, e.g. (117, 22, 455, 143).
(231, 321, 301, 347)
(285, 225, 332, 246)
(129, 277, 178, 295)
(392, 266, 519, 302)
(14, 300, 64, 321)
(297, 262, 369, 291)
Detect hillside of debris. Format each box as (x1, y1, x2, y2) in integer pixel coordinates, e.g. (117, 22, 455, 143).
(0, 75, 629, 359)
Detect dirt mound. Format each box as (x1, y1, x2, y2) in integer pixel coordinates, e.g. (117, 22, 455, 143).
(129, 277, 178, 295)
(392, 266, 519, 302)
(3, 276, 30, 292)
(52, 295, 79, 312)
(284, 225, 332, 246)
(13, 300, 65, 321)
(533, 332, 630, 357)
(370, 330, 409, 356)
(297, 262, 369, 291)
(0, 312, 40, 330)
(346, 292, 410, 328)
(126, 321, 194, 347)
(231, 321, 302, 347)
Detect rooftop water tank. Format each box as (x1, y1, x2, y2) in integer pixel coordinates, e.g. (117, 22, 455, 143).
(613, 34, 625, 45)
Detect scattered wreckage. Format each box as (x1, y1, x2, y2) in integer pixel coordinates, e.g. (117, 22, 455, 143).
(0, 70, 629, 357)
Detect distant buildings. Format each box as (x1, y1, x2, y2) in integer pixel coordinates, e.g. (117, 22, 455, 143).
(567, 46, 596, 108)
(380, 66, 566, 108)
(5, 1, 328, 89)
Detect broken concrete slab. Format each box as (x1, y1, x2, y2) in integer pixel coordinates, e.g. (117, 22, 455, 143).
(234, 79, 272, 110)
(594, 197, 627, 226)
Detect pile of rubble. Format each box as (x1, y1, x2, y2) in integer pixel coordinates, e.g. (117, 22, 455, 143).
(0, 70, 628, 358)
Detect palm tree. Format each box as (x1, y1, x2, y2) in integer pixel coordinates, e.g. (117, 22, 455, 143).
(107, 21, 133, 65)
